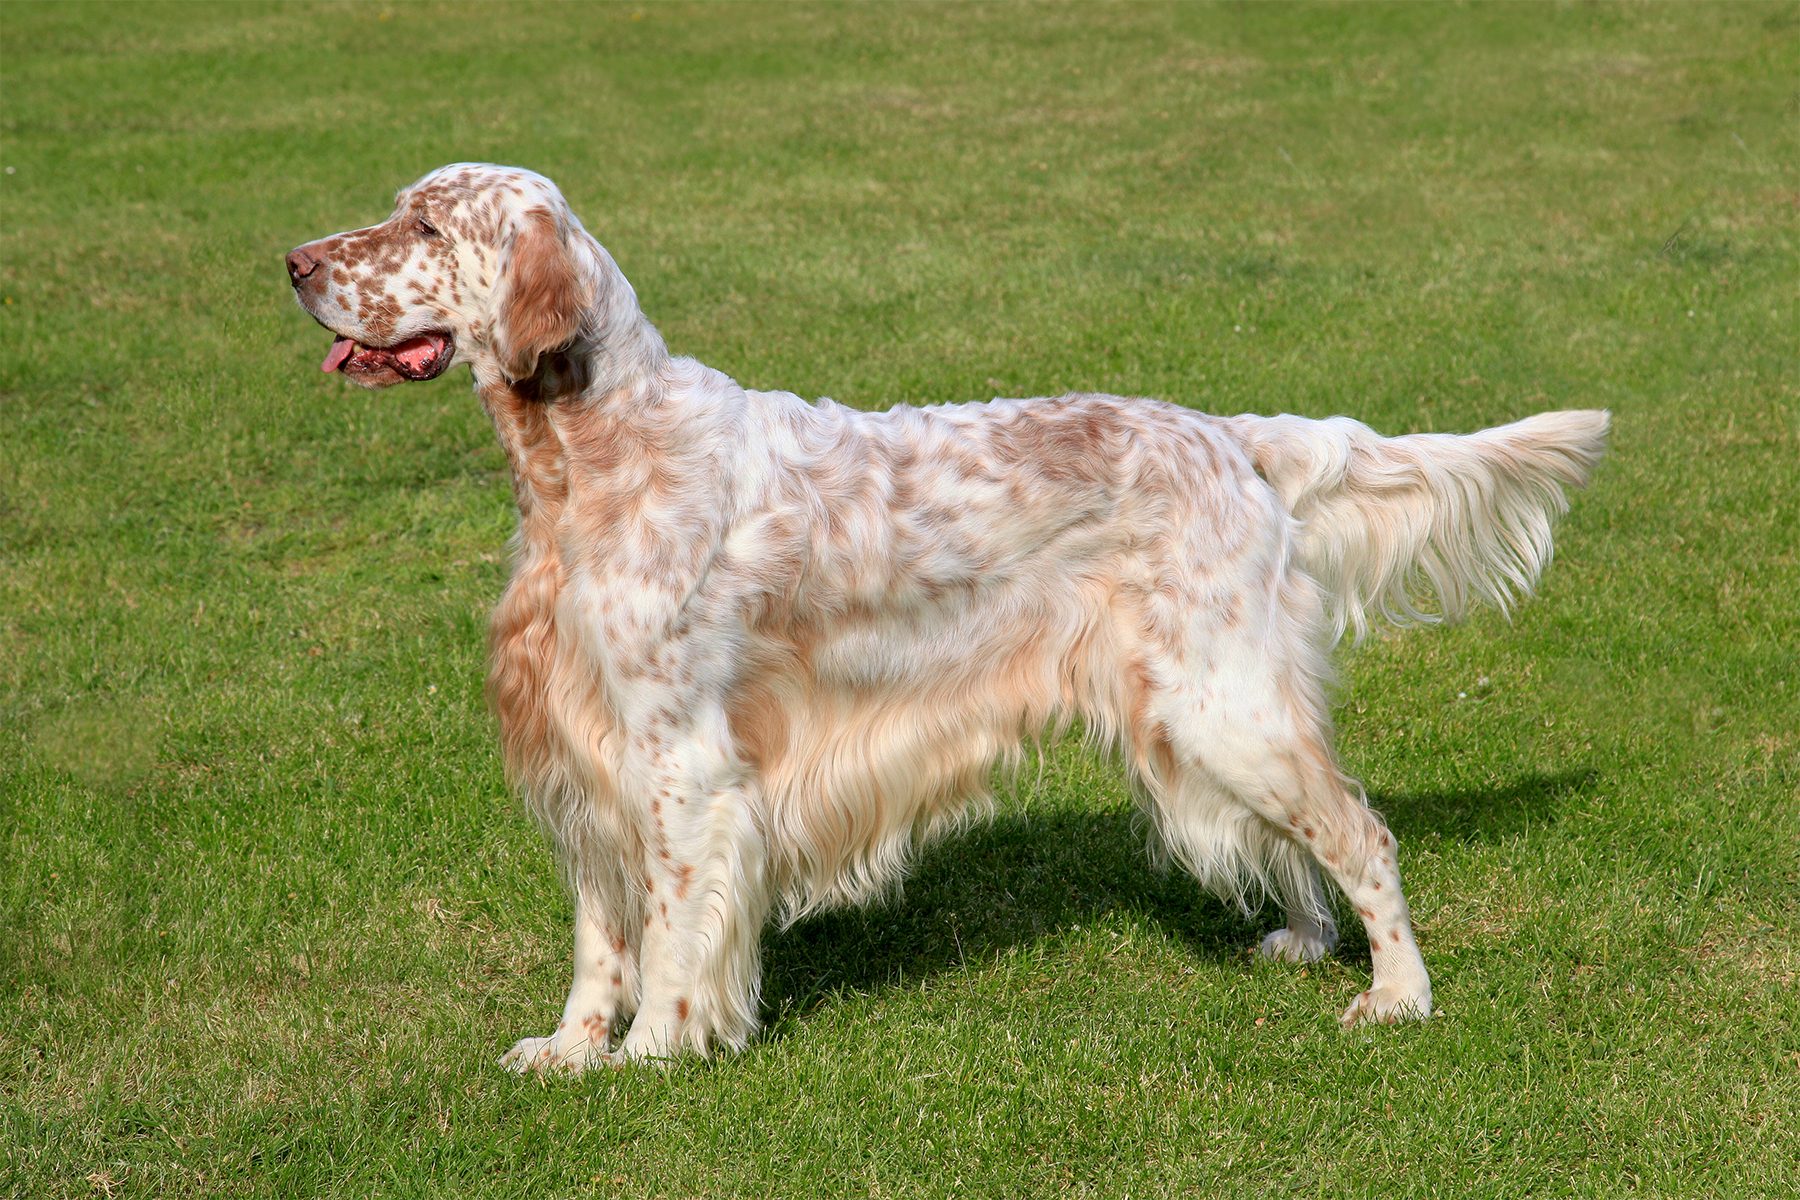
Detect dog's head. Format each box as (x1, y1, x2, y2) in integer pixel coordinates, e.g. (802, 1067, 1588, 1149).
(286, 163, 594, 389)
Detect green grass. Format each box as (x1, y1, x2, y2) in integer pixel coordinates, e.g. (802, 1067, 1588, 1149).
(3, 2, 1797, 1196)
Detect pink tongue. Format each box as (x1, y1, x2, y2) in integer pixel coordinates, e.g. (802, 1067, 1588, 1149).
(322, 336, 356, 373)
(393, 335, 442, 374)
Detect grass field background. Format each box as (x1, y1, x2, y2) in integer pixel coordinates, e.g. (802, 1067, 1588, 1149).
(3, 2, 1796, 1196)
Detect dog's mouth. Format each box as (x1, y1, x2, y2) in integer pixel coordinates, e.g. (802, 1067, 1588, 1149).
(321, 331, 455, 385)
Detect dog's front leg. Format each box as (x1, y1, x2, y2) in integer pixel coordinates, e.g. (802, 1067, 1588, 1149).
(614, 739, 771, 1062)
(500, 885, 642, 1072)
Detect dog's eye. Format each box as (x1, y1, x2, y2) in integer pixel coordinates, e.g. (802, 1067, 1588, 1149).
(416, 218, 440, 239)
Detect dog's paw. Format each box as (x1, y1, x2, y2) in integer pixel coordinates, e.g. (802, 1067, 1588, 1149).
(498, 1030, 615, 1074)
(1339, 983, 1432, 1027)
(499, 1035, 558, 1073)
(1257, 927, 1336, 964)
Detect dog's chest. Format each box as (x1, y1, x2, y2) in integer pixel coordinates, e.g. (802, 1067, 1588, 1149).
(487, 535, 621, 801)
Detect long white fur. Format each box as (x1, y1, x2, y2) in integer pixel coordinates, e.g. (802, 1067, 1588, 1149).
(1229, 411, 1611, 642)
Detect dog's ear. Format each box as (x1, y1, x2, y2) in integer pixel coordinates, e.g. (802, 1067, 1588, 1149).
(493, 207, 587, 382)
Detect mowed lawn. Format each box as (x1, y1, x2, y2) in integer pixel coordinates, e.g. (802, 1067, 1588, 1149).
(3, 2, 1796, 1196)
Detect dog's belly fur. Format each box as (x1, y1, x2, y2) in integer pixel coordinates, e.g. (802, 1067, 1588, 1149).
(744, 575, 1131, 917)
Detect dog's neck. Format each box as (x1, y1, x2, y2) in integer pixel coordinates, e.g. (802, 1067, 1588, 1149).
(475, 377, 558, 518)
(475, 240, 676, 523)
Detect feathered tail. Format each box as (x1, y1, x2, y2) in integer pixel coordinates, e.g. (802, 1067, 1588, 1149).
(1224, 409, 1610, 642)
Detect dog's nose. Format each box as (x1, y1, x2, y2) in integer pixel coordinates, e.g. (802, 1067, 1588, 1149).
(286, 247, 321, 286)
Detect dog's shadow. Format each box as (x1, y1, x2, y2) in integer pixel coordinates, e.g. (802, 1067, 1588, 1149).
(758, 768, 1595, 1025)
(1379, 768, 1596, 845)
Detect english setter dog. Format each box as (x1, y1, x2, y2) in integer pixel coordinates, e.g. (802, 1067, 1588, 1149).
(287, 164, 1607, 1068)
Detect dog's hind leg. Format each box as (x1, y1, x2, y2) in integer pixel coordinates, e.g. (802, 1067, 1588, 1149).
(1256, 855, 1338, 964)
(1145, 703, 1431, 1022)
(1136, 757, 1332, 953)
(1136, 762, 1340, 964)
(1134, 577, 1432, 1024)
